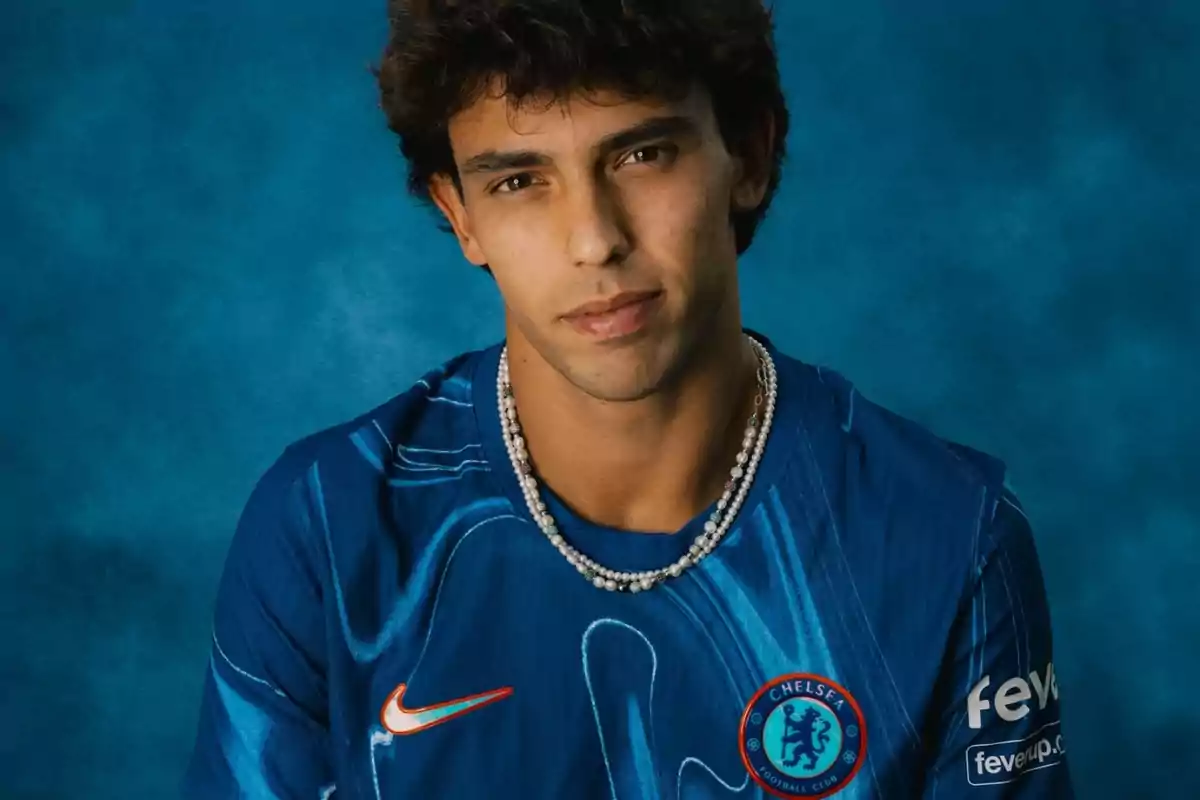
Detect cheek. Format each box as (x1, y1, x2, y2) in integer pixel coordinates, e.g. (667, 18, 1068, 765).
(628, 180, 733, 272)
(474, 203, 545, 258)
(471, 206, 561, 314)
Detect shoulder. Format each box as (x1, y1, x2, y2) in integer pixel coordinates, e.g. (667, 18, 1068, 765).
(766, 347, 1041, 650)
(786, 350, 1008, 496)
(771, 347, 1018, 553)
(239, 344, 501, 526)
(287, 346, 494, 466)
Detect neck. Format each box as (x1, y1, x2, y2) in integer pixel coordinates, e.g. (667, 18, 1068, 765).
(504, 324, 758, 534)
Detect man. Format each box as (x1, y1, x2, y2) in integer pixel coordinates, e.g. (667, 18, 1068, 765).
(185, 1, 1074, 797)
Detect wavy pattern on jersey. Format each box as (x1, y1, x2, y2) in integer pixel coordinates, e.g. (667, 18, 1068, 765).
(806, 366, 922, 747)
(582, 616, 756, 800)
(314, 360, 505, 668)
(309, 361, 535, 799)
(693, 486, 874, 800)
(574, 478, 885, 800)
(210, 655, 281, 800)
(346, 372, 490, 487)
(364, 509, 522, 800)
(315, 472, 508, 665)
(583, 619, 663, 800)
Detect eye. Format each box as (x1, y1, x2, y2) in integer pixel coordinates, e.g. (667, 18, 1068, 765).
(491, 173, 539, 194)
(619, 144, 678, 168)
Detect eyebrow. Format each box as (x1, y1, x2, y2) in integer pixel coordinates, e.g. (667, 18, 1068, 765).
(457, 114, 701, 176)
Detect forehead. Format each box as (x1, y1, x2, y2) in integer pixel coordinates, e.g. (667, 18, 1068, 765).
(446, 80, 715, 158)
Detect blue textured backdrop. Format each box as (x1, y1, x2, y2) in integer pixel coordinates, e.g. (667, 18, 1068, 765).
(2, 1, 1197, 797)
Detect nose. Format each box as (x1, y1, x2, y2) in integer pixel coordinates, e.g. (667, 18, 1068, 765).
(564, 180, 632, 269)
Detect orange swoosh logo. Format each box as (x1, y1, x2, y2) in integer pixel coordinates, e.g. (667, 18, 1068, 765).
(379, 683, 514, 735)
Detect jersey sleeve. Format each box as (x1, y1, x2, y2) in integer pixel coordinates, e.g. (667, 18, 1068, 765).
(921, 488, 1074, 797)
(183, 451, 336, 798)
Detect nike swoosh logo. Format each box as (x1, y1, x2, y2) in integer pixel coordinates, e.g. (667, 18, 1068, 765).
(380, 682, 514, 735)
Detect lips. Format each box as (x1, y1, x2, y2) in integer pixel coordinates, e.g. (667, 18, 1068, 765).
(561, 289, 663, 341)
(563, 290, 662, 319)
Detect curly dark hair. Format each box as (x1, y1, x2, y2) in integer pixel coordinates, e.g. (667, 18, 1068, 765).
(371, 0, 790, 256)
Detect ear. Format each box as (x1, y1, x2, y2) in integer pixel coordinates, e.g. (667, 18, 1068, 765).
(429, 173, 488, 266)
(731, 111, 776, 212)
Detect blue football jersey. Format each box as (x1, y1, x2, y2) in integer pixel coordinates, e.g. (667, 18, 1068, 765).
(184, 332, 1073, 798)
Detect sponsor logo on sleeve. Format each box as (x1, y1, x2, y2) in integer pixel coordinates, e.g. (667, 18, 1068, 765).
(964, 662, 1066, 785)
(966, 661, 1059, 730)
(966, 720, 1066, 785)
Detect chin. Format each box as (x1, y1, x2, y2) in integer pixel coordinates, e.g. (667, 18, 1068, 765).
(559, 337, 684, 403)
(568, 374, 664, 403)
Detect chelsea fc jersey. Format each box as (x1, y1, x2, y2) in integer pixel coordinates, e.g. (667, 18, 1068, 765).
(184, 333, 1074, 798)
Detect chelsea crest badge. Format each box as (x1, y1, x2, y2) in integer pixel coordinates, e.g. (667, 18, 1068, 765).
(738, 673, 867, 799)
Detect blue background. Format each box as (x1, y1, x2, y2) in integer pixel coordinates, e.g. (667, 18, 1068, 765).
(2, 1, 1197, 797)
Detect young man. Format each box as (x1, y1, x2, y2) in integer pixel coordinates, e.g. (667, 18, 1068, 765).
(185, 1, 1074, 797)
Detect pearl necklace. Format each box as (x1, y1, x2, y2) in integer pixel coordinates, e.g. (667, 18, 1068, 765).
(497, 334, 778, 592)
